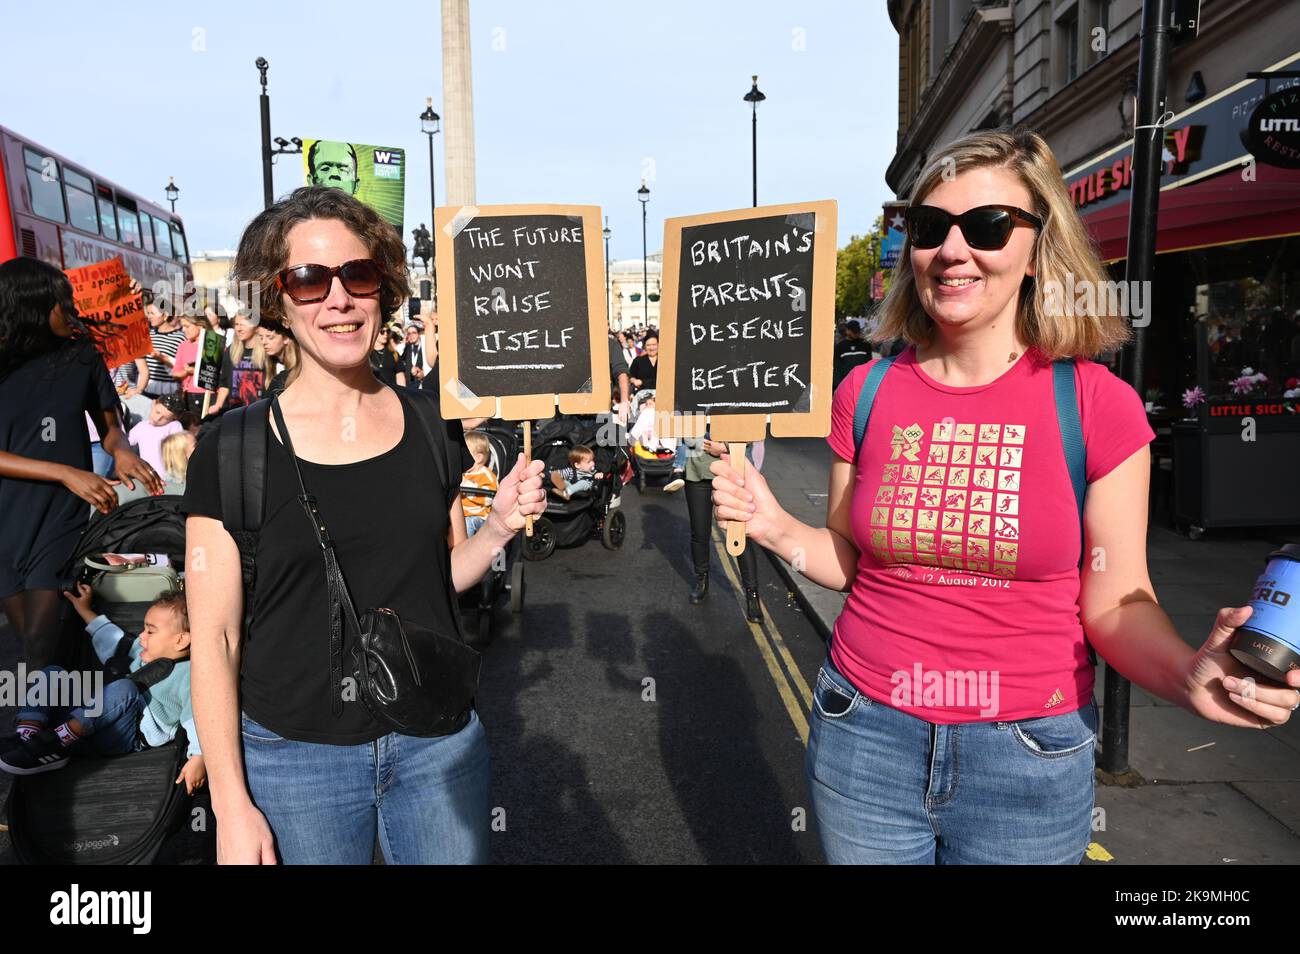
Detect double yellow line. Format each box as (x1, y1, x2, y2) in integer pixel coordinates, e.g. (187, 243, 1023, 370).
(709, 527, 813, 745)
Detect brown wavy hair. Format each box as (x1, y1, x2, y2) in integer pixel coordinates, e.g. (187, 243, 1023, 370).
(873, 127, 1132, 360)
(231, 186, 409, 336)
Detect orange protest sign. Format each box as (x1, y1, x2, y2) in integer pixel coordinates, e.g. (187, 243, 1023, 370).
(64, 257, 150, 369)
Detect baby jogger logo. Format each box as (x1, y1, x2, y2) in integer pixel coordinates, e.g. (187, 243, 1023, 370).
(0, 666, 103, 716)
(49, 884, 152, 934)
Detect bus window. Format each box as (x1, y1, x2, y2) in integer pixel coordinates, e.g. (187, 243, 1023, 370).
(139, 211, 156, 253)
(170, 224, 188, 263)
(152, 215, 172, 258)
(22, 147, 65, 223)
(63, 168, 99, 235)
(97, 196, 118, 240)
(117, 206, 142, 247)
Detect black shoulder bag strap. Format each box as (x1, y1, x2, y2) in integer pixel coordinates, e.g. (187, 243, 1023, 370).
(268, 395, 366, 718)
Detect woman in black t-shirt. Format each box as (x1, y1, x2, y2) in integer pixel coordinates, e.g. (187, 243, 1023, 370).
(182, 187, 548, 865)
(369, 325, 403, 388)
(0, 258, 163, 668)
(627, 333, 659, 393)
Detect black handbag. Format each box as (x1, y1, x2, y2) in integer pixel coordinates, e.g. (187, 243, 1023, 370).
(269, 395, 481, 737)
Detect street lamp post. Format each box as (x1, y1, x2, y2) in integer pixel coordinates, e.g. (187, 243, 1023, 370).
(165, 177, 179, 213)
(420, 97, 441, 307)
(602, 216, 612, 330)
(637, 181, 650, 329)
(743, 75, 765, 208)
(256, 57, 302, 209)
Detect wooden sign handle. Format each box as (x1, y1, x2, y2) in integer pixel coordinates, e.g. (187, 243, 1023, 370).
(726, 441, 747, 556)
(200, 390, 211, 419)
(523, 420, 534, 538)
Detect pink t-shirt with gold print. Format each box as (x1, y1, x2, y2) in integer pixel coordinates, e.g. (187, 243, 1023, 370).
(825, 346, 1153, 724)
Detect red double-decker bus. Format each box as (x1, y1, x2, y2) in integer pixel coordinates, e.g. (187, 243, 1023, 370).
(0, 125, 192, 288)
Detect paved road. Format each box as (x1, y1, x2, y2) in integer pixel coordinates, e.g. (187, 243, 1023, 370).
(476, 484, 827, 864)
(0, 477, 830, 865)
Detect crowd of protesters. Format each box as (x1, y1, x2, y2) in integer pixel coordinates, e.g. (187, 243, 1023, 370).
(3, 126, 1299, 867)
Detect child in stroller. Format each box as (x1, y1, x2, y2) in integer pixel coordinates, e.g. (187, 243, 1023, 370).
(548, 444, 603, 501)
(524, 415, 628, 561)
(457, 422, 525, 639)
(629, 390, 686, 493)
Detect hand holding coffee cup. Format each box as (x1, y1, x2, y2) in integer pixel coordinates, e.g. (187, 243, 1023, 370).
(1183, 602, 1300, 729)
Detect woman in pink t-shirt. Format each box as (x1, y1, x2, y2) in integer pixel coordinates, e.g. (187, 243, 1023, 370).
(712, 128, 1300, 865)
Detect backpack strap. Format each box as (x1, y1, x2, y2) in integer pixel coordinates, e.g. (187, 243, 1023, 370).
(217, 399, 271, 635)
(394, 386, 463, 510)
(391, 386, 471, 644)
(852, 355, 899, 464)
(1052, 359, 1086, 526)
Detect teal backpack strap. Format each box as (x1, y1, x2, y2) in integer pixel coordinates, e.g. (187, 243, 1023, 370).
(852, 355, 898, 464)
(1052, 359, 1086, 525)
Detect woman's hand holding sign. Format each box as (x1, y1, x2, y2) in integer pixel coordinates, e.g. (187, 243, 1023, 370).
(710, 451, 787, 550)
(488, 452, 549, 536)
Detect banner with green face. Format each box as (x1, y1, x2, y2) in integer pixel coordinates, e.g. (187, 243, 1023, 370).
(303, 139, 405, 236)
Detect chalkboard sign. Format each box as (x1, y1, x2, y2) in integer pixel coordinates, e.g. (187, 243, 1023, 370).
(435, 203, 609, 420)
(658, 201, 836, 442)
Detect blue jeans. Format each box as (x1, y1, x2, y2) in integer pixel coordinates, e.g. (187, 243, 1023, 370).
(672, 443, 688, 471)
(16, 665, 145, 756)
(806, 656, 1097, 864)
(241, 709, 492, 864)
(90, 441, 115, 478)
(563, 478, 593, 496)
(465, 515, 485, 537)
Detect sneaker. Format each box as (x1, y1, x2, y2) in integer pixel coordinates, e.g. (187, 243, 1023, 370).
(0, 729, 70, 775)
(664, 477, 686, 493)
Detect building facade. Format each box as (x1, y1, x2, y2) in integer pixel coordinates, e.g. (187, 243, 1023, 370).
(608, 252, 663, 332)
(886, 0, 1300, 416)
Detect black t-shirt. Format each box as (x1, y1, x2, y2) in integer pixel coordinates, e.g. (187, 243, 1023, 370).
(628, 353, 658, 392)
(833, 337, 871, 379)
(0, 339, 118, 570)
(369, 348, 400, 387)
(181, 394, 475, 744)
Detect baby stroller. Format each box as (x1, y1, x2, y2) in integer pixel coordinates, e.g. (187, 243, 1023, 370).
(459, 419, 526, 642)
(628, 389, 677, 493)
(6, 494, 215, 864)
(523, 414, 628, 561)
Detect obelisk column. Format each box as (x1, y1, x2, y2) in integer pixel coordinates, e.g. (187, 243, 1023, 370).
(441, 0, 476, 206)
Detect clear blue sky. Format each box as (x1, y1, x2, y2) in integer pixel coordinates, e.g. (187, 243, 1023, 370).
(0, 0, 898, 260)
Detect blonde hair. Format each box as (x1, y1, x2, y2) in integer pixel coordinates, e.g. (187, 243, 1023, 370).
(465, 430, 490, 461)
(229, 315, 268, 369)
(873, 127, 1132, 361)
(161, 431, 195, 483)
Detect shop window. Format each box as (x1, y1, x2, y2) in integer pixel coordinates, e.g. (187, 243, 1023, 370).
(1181, 239, 1300, 411)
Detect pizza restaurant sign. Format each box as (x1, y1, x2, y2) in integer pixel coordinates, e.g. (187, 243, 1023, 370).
(1244, 86, 1300, 169)
(1063, 73, 1300, 212)
(1067, 126, 1204, 209)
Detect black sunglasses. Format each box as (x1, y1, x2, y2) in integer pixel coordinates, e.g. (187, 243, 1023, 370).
(276, 259, 384, 304)
(904, 204, 1043, 251)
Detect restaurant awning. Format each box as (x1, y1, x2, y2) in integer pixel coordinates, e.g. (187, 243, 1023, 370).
(1082, 161, 1300, 263)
